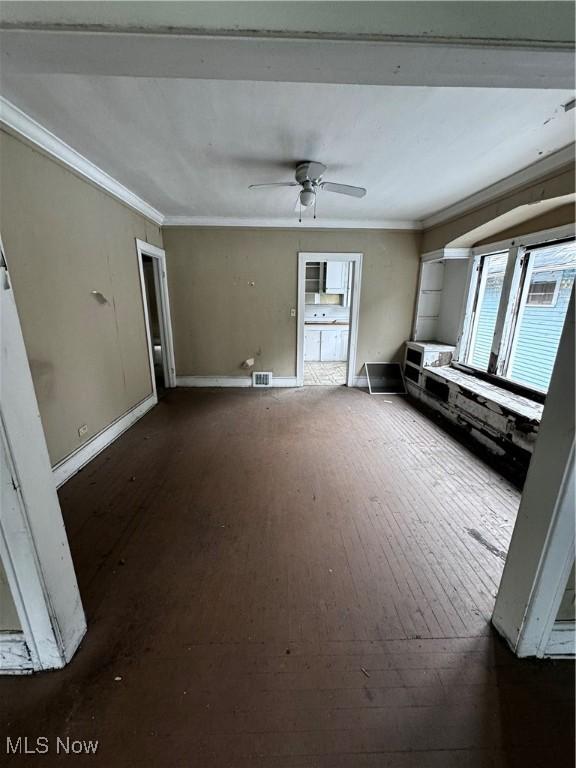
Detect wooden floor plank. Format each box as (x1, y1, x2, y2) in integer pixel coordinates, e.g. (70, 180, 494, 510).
(0, 388, 573, 767)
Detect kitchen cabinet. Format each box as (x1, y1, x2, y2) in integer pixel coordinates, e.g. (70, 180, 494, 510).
(304, 326, 349, 362)
(325, 262, 349, 294)
(304, 329, 321, 361)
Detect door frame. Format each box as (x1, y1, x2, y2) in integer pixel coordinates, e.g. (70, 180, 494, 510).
(297, 252, 363, 387)
(0, 238, 86, 673)
(135, 239, 176, 392)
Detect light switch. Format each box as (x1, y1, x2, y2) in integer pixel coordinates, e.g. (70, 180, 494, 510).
(290, 308, 296, 317)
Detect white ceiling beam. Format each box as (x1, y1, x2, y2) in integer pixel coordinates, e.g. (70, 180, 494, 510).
(1, 29, 573, 89)
(1, 1, 573, 46)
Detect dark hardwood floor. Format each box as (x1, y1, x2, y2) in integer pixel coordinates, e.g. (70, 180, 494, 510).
(1, 388, 574, 766)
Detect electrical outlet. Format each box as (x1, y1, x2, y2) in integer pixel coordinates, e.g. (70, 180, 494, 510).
(78, 424, 88, 437)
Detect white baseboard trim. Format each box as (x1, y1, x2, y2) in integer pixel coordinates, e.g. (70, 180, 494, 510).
(352, 376, 369, 388)
(176, 376, 299, 388)
(270, 377, 298, 387)
(544, 621, 576, 658)
(52, 394, 157, 488)
(0, 633, 33, 674)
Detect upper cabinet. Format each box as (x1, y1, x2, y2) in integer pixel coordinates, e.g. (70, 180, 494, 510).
(325, 262, 349, 294)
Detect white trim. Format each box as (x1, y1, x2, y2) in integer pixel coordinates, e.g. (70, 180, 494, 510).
(545, 621, 576, 658)
(52, 394, 157, 487)
(297, 252, 363, 388)
(162, 216, 421, 230)
(424, 145, 576, 229)
(471, 223, 576, 257)
(492, 291, 575, 658)
(352, 376, 369, 388)
(272, 377, 299, 388)
(176, 376, 298, 388)
(421, 247, 471, 263)
(454, 255, 480, 361)
(530, 442, 575, 658)
(0, 97, 164, 225)
(0, 633, 33, 674)
(1, 257, 86, 671)
(135, 239, 177, 390)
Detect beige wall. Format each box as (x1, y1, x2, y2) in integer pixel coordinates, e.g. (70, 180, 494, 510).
(0, 130, 163, 465)
(422, 165, 575, 251)
(0, 558, 20, 632)
(474, 203, 575, 246)
(162, 227, 420, 377)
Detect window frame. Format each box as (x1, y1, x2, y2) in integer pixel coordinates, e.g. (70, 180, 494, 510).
(455, 224, 575, 397)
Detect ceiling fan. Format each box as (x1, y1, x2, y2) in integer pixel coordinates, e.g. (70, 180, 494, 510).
(249, 161, 366, 220)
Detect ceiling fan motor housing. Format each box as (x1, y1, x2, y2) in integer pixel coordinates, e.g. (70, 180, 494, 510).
(295, 161, 326, 185)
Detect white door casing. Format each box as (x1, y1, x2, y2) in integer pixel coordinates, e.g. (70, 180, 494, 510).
(0, 243, 86, 672)
(297, 252, 363, 387)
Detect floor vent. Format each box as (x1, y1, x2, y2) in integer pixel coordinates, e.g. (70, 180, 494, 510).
(252, 372, 273, 387)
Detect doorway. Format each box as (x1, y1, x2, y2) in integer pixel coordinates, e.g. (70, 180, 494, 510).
(297, 252, 363, 387)
(135, 239, 176, 398)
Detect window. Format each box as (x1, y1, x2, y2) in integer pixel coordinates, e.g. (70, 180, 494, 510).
(460, 237, 575, 393)
(507, 243, 575, 391)
(526, 278, 559, 307)
(466, 252, 508, 370)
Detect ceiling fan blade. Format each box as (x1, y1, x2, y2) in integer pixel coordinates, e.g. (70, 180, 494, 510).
(249, 182, 299, 189)
(320, 182, 366, 198)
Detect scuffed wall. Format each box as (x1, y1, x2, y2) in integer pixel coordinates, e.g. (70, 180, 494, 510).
(162, 227, 420, 378)
(0, 130, 163, 466)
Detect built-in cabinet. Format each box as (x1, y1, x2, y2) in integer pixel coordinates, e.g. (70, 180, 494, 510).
(304, 326, 349, 361)
(305, 261, 350, 303)
(324, 262, 349, 294)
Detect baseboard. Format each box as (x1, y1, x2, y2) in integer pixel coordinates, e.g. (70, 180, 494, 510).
(0, 633, 33, 674)
(352, 376, 369, 388)
(52, 394, 157, 488)
(176, 376, 298, 388)
(544, 621, 576, 658)
(269, 377, 298, 387)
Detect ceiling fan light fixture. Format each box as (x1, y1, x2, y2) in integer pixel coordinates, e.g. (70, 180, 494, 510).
(300, 188, 315, 207)
(300, 181, 316, 208)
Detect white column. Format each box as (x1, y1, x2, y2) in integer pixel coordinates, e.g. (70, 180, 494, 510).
(0, 256, 86, 671)
(492, 288, 575, 657)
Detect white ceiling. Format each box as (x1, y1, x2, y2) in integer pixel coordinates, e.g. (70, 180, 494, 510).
(2, 74, 574, 225)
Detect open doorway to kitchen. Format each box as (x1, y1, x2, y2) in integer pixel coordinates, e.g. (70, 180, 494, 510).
(297, 253, 363, 387)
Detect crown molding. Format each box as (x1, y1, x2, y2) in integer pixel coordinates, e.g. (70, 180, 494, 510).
(423, 144, 576, 230)
(161, 216, 422, 230)
(0, 96, 164, 225)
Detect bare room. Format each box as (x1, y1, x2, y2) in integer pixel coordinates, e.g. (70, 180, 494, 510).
(0, 2, 574, 766)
